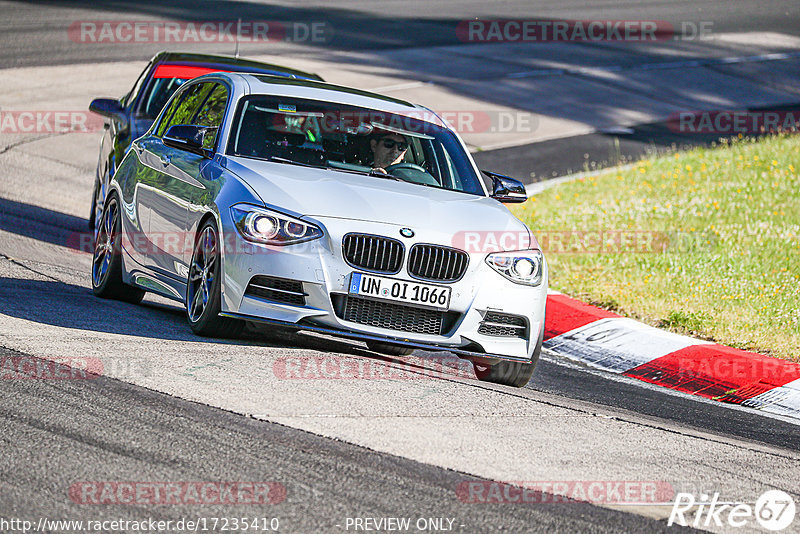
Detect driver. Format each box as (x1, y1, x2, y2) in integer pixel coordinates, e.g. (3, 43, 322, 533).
(369, 132, 408, 174)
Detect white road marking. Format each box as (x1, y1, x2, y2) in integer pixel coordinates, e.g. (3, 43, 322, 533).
(544, 317, 711, 373)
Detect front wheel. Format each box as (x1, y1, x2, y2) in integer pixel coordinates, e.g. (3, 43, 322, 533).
(89, 170, 107, 233)
(88, 178, 98, 230)
(473, 327, 543, 387)
(186, 220, 244, 338)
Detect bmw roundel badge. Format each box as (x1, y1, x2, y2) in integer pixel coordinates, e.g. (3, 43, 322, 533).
(400, 228, 415, 238)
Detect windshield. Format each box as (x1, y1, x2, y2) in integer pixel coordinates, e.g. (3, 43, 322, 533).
(226, 95, 486, 195)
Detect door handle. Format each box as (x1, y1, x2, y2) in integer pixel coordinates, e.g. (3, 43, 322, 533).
(159, 154, 171, 166)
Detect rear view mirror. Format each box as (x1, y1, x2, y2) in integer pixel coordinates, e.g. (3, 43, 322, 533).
(482, 170, 528, 203)
(89, 98, 128, 130)
(163, 125, 214, 158)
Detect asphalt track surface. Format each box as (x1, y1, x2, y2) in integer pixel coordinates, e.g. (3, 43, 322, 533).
(3, 0, 800, 179)
(1, 0, 799, 68)
(1, 347, 682, 534)
(2, 2, 800, 533)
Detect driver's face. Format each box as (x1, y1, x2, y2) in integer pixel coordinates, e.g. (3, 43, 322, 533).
(370, 134, 408, 168)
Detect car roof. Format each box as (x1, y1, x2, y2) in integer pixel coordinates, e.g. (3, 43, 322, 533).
(150, 51, 323, 81)
(222, 73, 446, 127)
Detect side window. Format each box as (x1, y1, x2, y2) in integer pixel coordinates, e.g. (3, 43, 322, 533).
(155, 90, 184, 137)
(193, 84, 229, 149)
(156, 82, 213, 138)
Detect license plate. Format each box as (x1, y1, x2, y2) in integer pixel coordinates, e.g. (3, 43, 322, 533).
(349, 272, 451, 310)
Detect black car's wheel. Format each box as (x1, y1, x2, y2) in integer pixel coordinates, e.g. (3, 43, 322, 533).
(88, 179, 97, 230)
(91, 193, 145, 304)
(89, 170, 107, 232)
(473, 327, 544, 388)
(366, 340, 414, 356)
(186, 220, 244, 338)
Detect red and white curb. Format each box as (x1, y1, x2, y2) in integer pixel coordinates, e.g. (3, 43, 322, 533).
(543, 292, 800, 421)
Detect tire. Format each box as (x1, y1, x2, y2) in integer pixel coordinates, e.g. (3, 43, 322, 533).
(91, 193, 145, 304)
(186, 219, 244, 338)
(473, 327, 544, 388)
(88, 179, 98, 231)
(89, 171, 106, 232)
(366, 340, 415, 356)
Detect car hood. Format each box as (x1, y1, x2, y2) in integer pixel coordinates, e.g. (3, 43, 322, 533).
(224, 157, 532, 245)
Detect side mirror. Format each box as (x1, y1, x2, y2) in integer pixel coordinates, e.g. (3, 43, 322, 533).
(482, 170, 528, 203)
(89, 98, 128, 130)
(163, 125, 214, 158)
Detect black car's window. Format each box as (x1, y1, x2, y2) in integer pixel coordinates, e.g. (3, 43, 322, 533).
(142, 77, 187, 120)
(193, 84, 228, 149)
(156, 82, 214, 138)
(227, 95, 485, 196)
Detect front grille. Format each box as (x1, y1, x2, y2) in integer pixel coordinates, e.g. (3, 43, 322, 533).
(342, 233, 404, 274)
(408, 244, 469, 282)
(245, 276, 306, 306)
(478, 311, 527, 338)
(332, 294, 459, 336)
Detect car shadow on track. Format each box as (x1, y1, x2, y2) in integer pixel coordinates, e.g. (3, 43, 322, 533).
(0, 276, 473, 380)
(0, 197, 89, 252)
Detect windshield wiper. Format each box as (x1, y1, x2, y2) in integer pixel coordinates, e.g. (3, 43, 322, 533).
(383, 172, 440, 188)
(266, 156, 326, 169)
(320, 162, 441, 188)
(371, 169, 407, 181)
(318, 164, 400, 180)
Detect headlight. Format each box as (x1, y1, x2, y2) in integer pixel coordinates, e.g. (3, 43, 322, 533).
(485, 249, 544, 286)
(230, 204, 323, 245)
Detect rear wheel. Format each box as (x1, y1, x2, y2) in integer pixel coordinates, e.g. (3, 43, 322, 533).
(473, 327, 543, 387)
(366, 340, 414, 356)
(186, 220, 244, 338)
(91, 193, 145, 304)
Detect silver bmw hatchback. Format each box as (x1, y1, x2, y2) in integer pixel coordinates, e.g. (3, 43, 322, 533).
(92, 72, 548, 387)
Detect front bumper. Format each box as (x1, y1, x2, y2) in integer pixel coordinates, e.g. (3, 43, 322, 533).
(219, 215, 547, 362)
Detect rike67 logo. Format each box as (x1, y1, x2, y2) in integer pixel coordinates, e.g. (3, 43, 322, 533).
(668, 490, 796, 531)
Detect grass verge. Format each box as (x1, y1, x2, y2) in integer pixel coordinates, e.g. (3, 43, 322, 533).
(512, 134, 800, 361)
